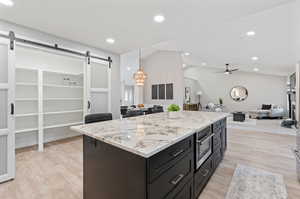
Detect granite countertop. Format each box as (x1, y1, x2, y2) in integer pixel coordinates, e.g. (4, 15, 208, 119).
(71, 111, 229, 158)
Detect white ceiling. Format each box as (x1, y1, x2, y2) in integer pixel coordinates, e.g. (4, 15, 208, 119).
(0, 0, 296, 75)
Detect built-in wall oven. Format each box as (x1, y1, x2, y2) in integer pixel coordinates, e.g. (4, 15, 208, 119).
(195, 126, 214, 169)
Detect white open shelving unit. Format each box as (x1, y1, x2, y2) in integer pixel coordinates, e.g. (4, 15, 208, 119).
(15, 67, 85, 151)
(15, 67, 39, 136)
(6, 42, 111, 153)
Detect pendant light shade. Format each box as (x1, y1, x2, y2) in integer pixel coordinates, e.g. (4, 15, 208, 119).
(133, 49, 147, 86)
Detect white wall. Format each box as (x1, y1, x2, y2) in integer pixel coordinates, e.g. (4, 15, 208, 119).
(120, 50, 139, 85)
(120, 49, 144, 105)
(295, 0, 300, 61)
(184, 67, 288, 113)
(294, 0, 300, 121)
(143, 51, 184, 108)
(184, 77, 202, 104)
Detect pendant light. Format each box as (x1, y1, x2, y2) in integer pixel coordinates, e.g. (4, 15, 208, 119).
(133, 49, 147, 86)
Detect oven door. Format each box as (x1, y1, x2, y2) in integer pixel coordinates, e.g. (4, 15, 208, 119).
(196, 132, 214, 169)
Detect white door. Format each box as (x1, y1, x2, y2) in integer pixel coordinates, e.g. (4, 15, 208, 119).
(84, 59, 111, 116)
(0, 38, 15, 183)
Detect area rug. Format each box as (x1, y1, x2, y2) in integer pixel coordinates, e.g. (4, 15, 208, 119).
(225, 164, 288, 199)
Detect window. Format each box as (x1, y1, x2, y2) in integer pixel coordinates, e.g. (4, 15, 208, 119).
(151, 83, 173, 100)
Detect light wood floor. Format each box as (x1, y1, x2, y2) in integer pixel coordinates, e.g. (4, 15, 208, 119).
(0, 129, 299, 199)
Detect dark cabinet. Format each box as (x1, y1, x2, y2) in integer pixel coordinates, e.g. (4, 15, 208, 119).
(212, 147, 222, 171)
(213, 129, 222, 152)
(147, 136, 194, 199)
(194, 118, 227, 198)
(221, 121, 227, 153)
(194, 157, 213, 197)
(83, 118, 227, 199)
(148, 136, 193, 183)
(83, 136, 147, 199)
(213, 118, 227, 155)
(148, 153, 193, 199)
(166, 181, 194, 199)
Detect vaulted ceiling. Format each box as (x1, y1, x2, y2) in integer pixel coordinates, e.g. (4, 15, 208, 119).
(0, 0, 296, 75)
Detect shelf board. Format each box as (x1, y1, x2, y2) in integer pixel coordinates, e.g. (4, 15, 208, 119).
(43, 69, 83, 76)
(43, 98, 83, 101)
(15, 128, 38, 134)
(15, 113, 38, 117)
(0, 83, 8, 90)
(16, 82, 38, 86)
(44, 110, 83, 115)
(90, 88, 109, 93)
(43, 84, 83, 89)
(16, 67, 38, 71)
(16, 98, 38, 101)
(44, 122, 83, 129)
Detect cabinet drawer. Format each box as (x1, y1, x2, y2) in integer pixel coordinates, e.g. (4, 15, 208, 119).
(148, 136, 193, 182)
(194, 157, 213, 197)
(148, 153, 193, 199)
(165, 180, 193, 199)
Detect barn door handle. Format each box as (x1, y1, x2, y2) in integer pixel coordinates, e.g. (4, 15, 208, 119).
(10, 103, 14, 115)
(88, 101, 91, 109)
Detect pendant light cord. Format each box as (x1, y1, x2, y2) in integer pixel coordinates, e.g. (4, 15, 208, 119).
(139, 48, 142, 70)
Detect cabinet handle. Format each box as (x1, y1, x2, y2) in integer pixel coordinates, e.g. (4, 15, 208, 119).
(201, 169, 209, 177)
(10, 103, 14, 115)
(171, 149, 184, 157)
(171, 174, 184, 185)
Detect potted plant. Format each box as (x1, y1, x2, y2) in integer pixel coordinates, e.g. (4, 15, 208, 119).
(167, 104, 181, 119)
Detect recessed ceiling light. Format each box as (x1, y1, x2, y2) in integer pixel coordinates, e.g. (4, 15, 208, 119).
(0, 0, 14, 6)
(246, 31, 256, 36)
(201, 62, 207, 66)
(106, 38, 115, 44)
(183, 52, 190, 56)
(127, 67, 131, 71)
(253, 67, 259, 72)
(252, 56, 259, 61)
(153, 15, 165, 23)
(182, 64, 187, 68)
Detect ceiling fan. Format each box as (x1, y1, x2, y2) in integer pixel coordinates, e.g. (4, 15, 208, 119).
(216, 63, 239, 75)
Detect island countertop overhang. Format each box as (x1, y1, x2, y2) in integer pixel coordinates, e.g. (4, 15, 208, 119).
(71, 111, 229, 158)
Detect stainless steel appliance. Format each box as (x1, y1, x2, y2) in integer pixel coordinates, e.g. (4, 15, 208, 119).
(195, 126, 214, 169)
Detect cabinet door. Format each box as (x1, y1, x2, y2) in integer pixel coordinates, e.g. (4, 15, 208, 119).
(194, 157, 213, 197)
(85, 59, 111, 115)
(0, 38, 15, 183)
(221, 121, 227, 153)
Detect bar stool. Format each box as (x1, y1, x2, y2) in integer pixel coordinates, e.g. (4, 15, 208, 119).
(84, 113, 113, 124)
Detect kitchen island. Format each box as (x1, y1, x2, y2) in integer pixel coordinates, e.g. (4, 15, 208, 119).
(71, 111, 229, 199)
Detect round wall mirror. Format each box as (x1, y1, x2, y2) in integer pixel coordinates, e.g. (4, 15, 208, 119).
(230, 86, 248, 102)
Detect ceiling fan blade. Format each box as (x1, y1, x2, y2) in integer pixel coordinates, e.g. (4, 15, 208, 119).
(230, 68, 239, 72)
(215, 71, 226, 73)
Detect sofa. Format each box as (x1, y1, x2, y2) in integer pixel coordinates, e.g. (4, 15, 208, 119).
(249, 104, 285, 119)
